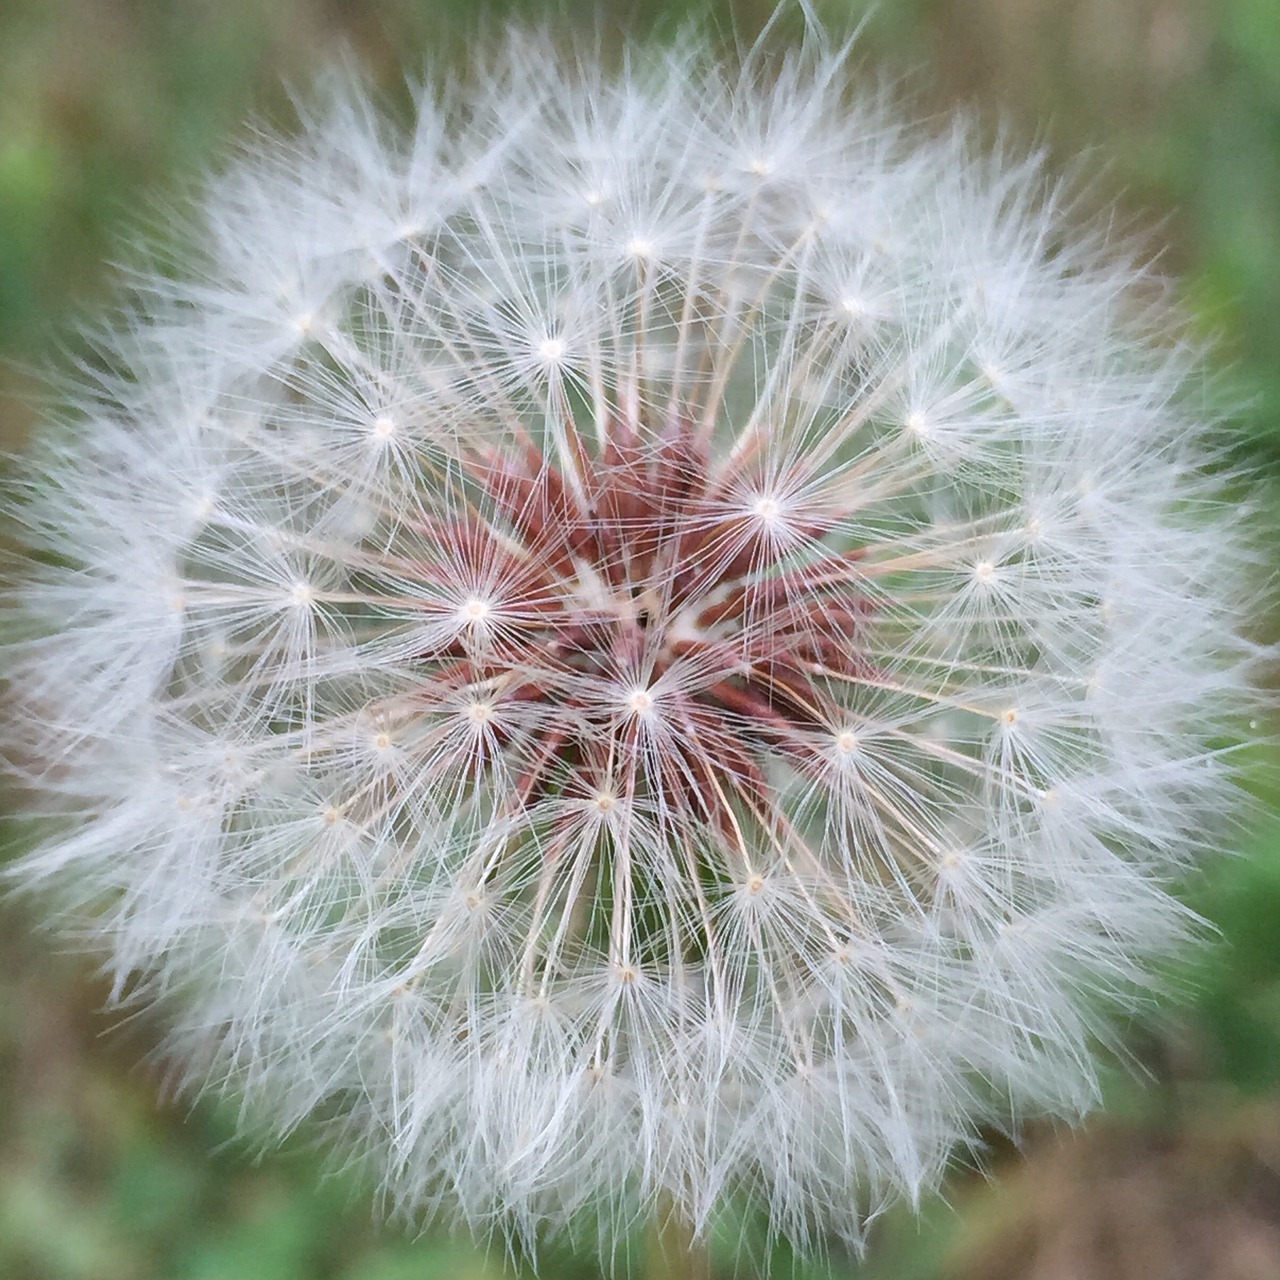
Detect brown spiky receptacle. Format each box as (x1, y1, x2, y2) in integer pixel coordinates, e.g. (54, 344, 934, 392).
(426, 409, 875, 845)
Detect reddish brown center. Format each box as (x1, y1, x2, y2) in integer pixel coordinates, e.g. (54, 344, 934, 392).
(418, 415, 873, 828)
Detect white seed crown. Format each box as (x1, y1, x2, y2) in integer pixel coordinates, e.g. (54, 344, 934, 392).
(1, 16, 1262, 1259)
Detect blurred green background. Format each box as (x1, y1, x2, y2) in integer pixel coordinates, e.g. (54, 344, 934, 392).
(1, 1, 1278, 1277)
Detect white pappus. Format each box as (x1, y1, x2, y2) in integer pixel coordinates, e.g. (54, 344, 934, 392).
(1, 10, 1267, 1266)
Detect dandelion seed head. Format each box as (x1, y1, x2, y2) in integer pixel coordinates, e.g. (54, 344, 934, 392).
(0, 11, 1266, 1266)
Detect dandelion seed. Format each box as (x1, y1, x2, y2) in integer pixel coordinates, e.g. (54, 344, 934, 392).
(625, 688, 656, 717)
(0, 10, 1266, 1270)
(458, 596, 492, 626)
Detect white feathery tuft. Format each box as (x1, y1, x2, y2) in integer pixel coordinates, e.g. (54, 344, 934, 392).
(1, 13, 1267, 1263)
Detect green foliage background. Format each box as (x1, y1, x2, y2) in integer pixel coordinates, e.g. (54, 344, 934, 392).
(1, 1, 1277, 1276)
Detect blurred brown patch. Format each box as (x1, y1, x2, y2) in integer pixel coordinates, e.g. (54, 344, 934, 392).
(945, 1100, 1280, 1280)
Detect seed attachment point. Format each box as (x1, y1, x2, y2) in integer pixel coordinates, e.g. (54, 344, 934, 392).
(626, 687, 655, 716)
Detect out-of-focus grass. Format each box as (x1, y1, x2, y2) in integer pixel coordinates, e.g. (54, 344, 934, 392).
(0, 2, 1277, 1277)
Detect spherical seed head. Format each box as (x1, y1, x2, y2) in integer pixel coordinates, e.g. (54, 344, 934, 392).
(0, 15, 1265, 1263)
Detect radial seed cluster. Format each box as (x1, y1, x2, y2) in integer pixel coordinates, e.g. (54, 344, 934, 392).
(3, 23, 1257, 1255)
